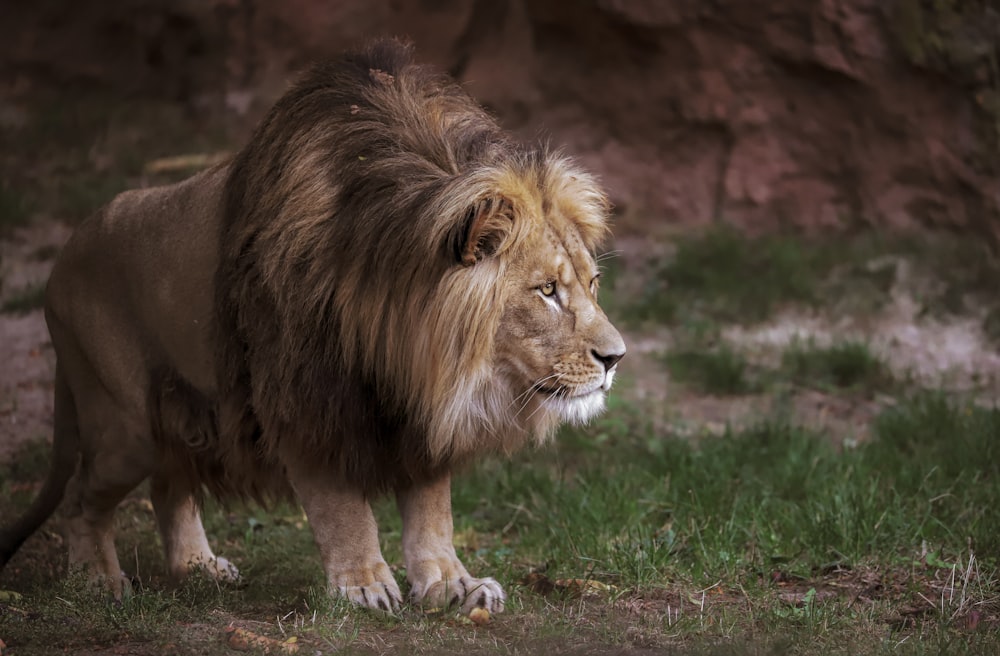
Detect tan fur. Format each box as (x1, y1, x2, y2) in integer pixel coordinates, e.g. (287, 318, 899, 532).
(0, 39, 625, 614)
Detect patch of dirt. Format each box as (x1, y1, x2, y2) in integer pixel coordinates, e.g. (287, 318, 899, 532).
(613, 328, 887, 453)
(0, 221, 68, 461)
(722, 264, 1000, 396)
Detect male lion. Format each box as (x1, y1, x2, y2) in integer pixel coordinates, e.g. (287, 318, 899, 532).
(0, 39, 624, 614)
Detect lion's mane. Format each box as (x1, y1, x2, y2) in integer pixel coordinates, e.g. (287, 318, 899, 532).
(157, 40, 608, 500)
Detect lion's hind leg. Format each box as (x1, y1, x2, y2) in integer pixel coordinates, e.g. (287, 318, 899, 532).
(397, 473, 506, 615)
(150, 471, 239, 584)
(53, 361, 155, 599)
(62, 422, 153, 600)
(44, 305, 163, 599)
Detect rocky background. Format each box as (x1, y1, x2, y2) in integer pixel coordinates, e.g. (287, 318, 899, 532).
(1, 0, 998, 241)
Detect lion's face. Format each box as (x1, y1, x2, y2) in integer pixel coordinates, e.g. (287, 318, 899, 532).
(495, 218, 625, 426)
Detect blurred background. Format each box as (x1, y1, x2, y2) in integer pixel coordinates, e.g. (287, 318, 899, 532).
(2, 0, 998, 237)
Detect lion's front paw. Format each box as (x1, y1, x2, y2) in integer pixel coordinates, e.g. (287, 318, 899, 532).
(330, 563, 403, 613)
(412, 576, 506, 615)
(337, 581, 403, 613)
(203, 556, 241, 583)
(105, 570, 136, 602)
(180, 555, 240, 583)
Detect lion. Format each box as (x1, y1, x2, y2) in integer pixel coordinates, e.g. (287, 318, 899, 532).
(0, 38, 625, 615)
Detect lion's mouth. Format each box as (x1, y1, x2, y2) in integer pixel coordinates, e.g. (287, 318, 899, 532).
(535, 384, 565, 397)
(534, 383, 604, 400)
(536, 386, 607, 426)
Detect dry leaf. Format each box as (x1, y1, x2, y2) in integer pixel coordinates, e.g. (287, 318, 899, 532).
(225, 625, 299, 653)
(522, 572, 616, 597)
(0, 590, 23, 603)
(145, 152, 230, 174)
(469, 607, 491, 625)
(369, 68, 395, 85)
(554, 578, 617, 596)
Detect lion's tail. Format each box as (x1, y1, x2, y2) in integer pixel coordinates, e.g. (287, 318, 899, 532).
(0, 364, 80, 569)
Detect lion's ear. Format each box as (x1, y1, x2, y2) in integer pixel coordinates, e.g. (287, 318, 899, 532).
(455, 196, 515, 267)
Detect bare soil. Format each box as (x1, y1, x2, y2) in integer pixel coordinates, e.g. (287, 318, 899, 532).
(0, 221, 68, 461)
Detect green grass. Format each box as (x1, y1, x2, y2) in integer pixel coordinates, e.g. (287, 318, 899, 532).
(628, 226, 841, 325)
(663, 338, 894, 398)
(0, 185, 32, 234)
(665, 346, 756, 395)
(473, 393, 1000, 581)
(2, 394, 998, 654)
(781, 340, 895, 392)
(1, 282, 46, 315)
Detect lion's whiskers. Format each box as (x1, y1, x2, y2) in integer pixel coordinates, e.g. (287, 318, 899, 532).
(526, 378, 569, 423)
(508, 372, 564, 421)
(507, 372, 560, 412)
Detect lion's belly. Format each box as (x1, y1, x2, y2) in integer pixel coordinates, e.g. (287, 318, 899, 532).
(46, 165, 228, 410)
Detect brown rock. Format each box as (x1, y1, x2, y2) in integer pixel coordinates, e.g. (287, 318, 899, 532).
(2, 0, 996, 241)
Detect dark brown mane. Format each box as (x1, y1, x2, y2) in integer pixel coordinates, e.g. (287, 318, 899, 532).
(210, 40, 507, 498)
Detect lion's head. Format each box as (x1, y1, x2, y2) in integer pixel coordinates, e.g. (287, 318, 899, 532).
(433, 157, 626, 460)
(492, 168, 626, 430)
(217, 40, 625, 489)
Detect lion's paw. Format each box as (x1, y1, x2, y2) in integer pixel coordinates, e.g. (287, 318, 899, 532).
(328, 561, 402, 613)
(110, 570, 135, 602)
(93, 572, 135, 603)
(337, 580, 404, 613)
(413, 576, 506, 615)
(181, 555, 241, 584)
(204, 556, 240, 583)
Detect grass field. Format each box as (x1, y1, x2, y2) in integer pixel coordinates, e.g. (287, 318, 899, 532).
(1, 392, 998, 654)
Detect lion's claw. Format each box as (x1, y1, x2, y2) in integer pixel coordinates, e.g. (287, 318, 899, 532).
(413, 576, 506, 615)
(338, 581, 403, 613)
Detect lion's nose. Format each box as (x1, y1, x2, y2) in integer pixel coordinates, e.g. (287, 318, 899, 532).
(592, 348, 625, 372)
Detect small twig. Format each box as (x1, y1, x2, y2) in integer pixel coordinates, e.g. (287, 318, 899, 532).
(144, 152, 230, 174)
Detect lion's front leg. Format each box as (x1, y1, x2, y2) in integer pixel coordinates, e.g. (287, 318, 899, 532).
(397, 473, 506, 614)
(282, 457, 402, 612)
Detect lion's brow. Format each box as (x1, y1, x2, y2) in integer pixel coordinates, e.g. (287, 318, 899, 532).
(549, 222, 596, 286)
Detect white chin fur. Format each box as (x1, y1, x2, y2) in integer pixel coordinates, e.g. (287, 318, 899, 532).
(545, 390, 606, 425)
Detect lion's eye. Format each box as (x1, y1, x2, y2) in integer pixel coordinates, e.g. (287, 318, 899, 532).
(540, 281, 556, 297)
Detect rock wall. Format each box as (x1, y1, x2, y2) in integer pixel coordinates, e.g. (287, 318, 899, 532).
(3, 0, 997, 240)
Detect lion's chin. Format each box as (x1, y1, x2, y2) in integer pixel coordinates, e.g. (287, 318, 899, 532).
(543, 390, 606, 426)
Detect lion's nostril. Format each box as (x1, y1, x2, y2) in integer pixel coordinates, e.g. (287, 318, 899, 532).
(592, 349, 624, 372)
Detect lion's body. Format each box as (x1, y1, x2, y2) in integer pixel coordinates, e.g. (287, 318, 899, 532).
(0, 39, 624, 614)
